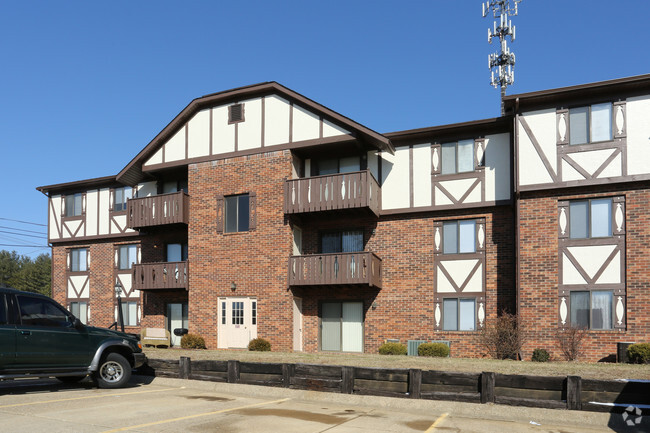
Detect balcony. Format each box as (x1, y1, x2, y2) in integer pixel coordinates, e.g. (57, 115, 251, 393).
(284, 170, 381, 217)
(126, 191, 189, 229)
(288, 252, 382, 288)
(133, 261, 188, 291)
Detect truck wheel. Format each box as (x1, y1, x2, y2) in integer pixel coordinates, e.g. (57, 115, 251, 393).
(95, 353, 131, 388)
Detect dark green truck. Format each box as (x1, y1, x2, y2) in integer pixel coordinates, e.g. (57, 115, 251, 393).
(0, 288, 145, 388)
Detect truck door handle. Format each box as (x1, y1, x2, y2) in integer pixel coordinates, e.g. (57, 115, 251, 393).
(20, 330, 31, 336)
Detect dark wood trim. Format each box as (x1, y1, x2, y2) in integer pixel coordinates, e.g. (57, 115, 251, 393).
(409, 145, 414, 208)
(562, 154, 593, 180)
(50, 231, 140, 244)
(261, 97, 265, 148)
(289, 102, 293, 143)
(216, 195, 224, 233)
(380, 199, 511, 216)
(517, 172, 650, 192)
(48, 198, 61, 240)
(141, 134, 357, 173)
(209, 108, 213, 156)
(518, 116, 557, 182)
(184, 124, 188, 160)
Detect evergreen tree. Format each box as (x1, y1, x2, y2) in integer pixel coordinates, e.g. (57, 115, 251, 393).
(0, 250, 51, 296)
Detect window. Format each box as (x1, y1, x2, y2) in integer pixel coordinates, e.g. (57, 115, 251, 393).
(252, 301, 257, 325)
(70, 248, 88, 272)
(162, 180, 188, 194)
(321, 230, 363, 254)
(442, 298, 476, 331)
(569, 198, 612, 239)
(232, 301, 244, 325)
(113, 187, 132, 212)
(64, 193, 83, 217)
(221, 301, 226, 325)
(442, 220, 476, 254)
(441, 140, 474, 174)
(314, 156, 361, 175)
(119, 301, 138, 326)
(228, 103, 244, 124)
(70, 301, 88, 324)
(569, 103, 612, 145)
(0, 294, 7, 325)
(167, 243, 188, 262)
(570, 291, 613, 330)
(17, 296, 73, 327)
(118, 245, 138, 270)
(225, 194, 250, 233)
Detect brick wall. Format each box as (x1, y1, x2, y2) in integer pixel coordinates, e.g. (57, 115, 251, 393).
(293, 205, 514, 357)
(188, 150, 294, 349)
(519, 183, 650, 361)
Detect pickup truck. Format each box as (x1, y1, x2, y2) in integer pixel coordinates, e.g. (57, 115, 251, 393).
(0, 287, 146, 388)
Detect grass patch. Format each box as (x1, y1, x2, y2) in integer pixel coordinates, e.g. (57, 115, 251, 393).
(143, 348, 650, 380)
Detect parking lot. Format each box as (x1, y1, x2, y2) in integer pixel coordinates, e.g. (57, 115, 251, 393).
(0, 376, 633, 432)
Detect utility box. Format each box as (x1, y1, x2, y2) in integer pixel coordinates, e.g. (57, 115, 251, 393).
(617, 342, 635, 363)
(407, 340, 427, 356)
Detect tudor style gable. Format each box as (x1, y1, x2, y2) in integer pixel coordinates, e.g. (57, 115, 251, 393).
(507, 74, 650, 192)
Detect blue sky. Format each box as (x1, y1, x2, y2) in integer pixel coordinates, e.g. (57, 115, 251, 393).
(2, 0, 650, 257)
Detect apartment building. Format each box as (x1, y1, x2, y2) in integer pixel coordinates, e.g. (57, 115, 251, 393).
(37, 75, 650, 361)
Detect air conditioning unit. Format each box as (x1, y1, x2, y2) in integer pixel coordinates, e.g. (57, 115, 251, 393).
(407, 340, 427, 356)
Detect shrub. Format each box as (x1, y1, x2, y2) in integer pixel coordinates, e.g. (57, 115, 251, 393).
(555, 326, 587, 361)
(627, 343, 650, 364)
(180, 333, 206, 349)
(378, 342, 407, 355)
(248, 337, 271, 351)
(479, 312, 526, 359)
(418, 342, 450, 357)
(531, 348, 550, 362)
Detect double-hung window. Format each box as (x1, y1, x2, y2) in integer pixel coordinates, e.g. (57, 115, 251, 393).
(442, 220, 476, 254)
(443, 298, 476, 331)
(225, 194, 250, 233)
(569, 103, 612, 145)
(441, 139, 474, 174)
(65, 193, 83, 217)
(70, 301, 88, 324)
(570, 291, 613, 330)
(120, 301, 138, 326)
(70, 248, 88, 272)
(118, 245, 138, 270)
(569, 198, 612, 239)
(114, 187, 133, 212)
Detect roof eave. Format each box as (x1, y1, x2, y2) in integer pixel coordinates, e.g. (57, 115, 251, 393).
(116, 82, 393, 185)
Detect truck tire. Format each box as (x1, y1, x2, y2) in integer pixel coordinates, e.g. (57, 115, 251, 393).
(95, 353, 131, 388)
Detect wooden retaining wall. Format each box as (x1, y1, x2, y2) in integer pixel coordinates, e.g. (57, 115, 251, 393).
(141, 358, 649, 414)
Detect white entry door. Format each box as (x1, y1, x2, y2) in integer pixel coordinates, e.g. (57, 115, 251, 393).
(217, 297, 258, 349)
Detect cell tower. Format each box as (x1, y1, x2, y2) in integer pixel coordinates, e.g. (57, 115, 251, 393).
(483, 0, 521, 115)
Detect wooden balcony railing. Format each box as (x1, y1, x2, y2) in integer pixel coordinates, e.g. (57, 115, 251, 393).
(133, 261, 188, 291)
(126, 191, 189, 229)
(284, 170, 381, 217)
(288, 252, 382, 288)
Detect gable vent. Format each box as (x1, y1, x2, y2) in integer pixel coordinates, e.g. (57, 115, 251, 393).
(228, 103, 244, 124)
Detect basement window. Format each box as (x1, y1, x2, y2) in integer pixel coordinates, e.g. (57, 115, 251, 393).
(228, 103, 244, 124)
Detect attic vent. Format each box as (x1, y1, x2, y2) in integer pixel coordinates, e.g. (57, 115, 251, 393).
(228, 103, 244, 124)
